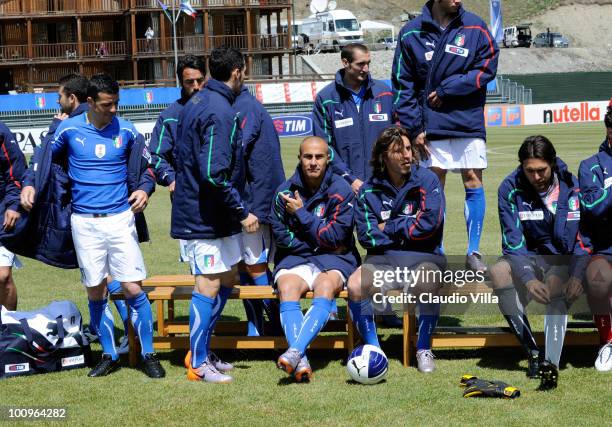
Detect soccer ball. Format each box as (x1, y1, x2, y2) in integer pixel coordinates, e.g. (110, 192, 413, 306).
(346, 345, 389, 384)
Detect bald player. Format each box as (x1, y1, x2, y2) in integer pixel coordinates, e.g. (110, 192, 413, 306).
(270, 136, 358, 382)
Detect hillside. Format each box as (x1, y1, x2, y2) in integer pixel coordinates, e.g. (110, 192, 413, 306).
(295, 0, 612, 30)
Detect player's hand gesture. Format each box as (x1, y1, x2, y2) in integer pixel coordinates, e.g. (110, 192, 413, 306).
(241, 213, 259, 233)
(53, 112, 69, 121)
(427, 91, 443, 108)
(128, 190, 148, 213)
(414, 132, 430, 160)
(282, 190, 304, 215)
(525, 279, 550, 304)
(351, 178, 364, 195)
(20, 185, 36, 212)
(3, 209, 20, 231)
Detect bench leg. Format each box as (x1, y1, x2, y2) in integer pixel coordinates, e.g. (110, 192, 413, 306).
(127, 307, 140, 367)
(156, 300, 166, 336)
(168, 300, 175, 322)
(346, 302, 356, 353)
(403, 312, 416, 367)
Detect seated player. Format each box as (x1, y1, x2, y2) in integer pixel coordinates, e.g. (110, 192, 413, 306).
(271, 136, 357, 382)
(347, 126, 446, 373)
(578, 108, 612, 371)
(489, 135, 588, 389)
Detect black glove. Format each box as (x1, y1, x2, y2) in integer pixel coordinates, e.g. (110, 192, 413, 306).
(460, 375, 520, 399)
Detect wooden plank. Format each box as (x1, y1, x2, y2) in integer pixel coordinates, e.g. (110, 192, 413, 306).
(164, 319, 349, 335)
(150, 335, 349, 350)
(430, 332, 599, 348)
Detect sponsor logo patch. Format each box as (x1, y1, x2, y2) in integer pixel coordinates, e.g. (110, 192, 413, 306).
(369, 113, 388, 122)
(61, 355, 85, 367)
(381, 210, 391, 221)
(605, 176, 612, 189)
(5, 363, 29, 373)
(94, 144, 106, 159)
(425, 51, 434, 61)
(519, 210, 544, 221)
(445, 44, 469, 57)
(334, 118, 354, 128)
(567, 211, 581, 221)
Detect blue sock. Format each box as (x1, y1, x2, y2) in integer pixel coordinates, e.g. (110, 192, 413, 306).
(294, 298, 333, 355)
(107, 280, 129, 336)
(126, 292, 154, 357)
(464, 186, 485, 255)
(279, 301, 303, 347)
(417, 302, 440, 350)
(205, 286, 233, 352)
(189, 292, 214, 368)
(348, 299, 380, 347)
(88, 299, 118, 361)
(240, 272, 264, 337)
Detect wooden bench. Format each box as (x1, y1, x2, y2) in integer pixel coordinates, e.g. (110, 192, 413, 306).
(112, 275, 356, 367)
(401, 283, 599, 367)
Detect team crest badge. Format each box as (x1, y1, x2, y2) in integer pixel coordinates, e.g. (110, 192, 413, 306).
(95, 144, 106, 158)
(314, 204, 325, 217)
(373, 102, 382, 114)
(403, 203, 413, 215)
(113, 136, 122, 148)
(203, 255, 215, 267)
(569, 196, 579, 211)
(454, 34, 465, 47)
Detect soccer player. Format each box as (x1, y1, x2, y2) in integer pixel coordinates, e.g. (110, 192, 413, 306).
(489, 135, 588, 389)
(312, 43, 396, 325)
(20, 74, 164, 378)
(172, 47, 256, 384)
(347, 126, 446, 373)
(578, 108, 612, 371)
(272, 136, 357, 382)
(234, 85, 285, 337)
(392, 0, 499, 273)
(0, 120, 26, 310)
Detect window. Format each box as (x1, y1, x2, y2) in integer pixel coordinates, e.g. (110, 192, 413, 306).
(335, 19, 359, 32)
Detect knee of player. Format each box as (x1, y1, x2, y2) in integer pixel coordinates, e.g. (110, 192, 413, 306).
(0, 267, 12, 286)
(586, 259, 612, 296)
(347, 269, 363, 301)
(488, 260, 513, 289)
(276, 280, 301, 302)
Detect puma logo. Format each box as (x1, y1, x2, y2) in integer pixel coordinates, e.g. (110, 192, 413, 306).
(75, 137, 86, 146)
(522, 201, 534, 209)
(334, 110, 344, 118)
(382, 200, 393, 207)
(425, 41, 436, 48)
(352, 359, 363, 375)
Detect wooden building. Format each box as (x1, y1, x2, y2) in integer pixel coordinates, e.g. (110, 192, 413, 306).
(0, 0, 294, 92)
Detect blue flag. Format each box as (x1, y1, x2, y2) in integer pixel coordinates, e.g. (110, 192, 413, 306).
(489, 0, 503, 43)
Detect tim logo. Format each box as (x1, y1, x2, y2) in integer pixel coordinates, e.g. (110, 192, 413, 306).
(5, 363, 29, 373)
(487, 107, 503, 126)
(506, 106, 522, 126)
(272, 115, 313, 138)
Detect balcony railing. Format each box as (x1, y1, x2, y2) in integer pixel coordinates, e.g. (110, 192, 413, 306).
(0, 0, 123, 14)
(133, 0, 290, 8)
(135, 34, 288, 54)
(0, 45, 28, 62)
(82, 41, 127, 57)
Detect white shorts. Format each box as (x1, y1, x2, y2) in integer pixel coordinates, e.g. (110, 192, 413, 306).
(422, 137, 487, 171)
(241, 224, 273, 266)
(0, 245, 21, 268)
(186, 234, 242, 275)
(71, 209, 147, 288)
(274, 263, 346, 291)
(178, 239, 190, 263)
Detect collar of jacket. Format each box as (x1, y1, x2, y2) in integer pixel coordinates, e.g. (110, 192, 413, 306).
(334, 69, 374, 96)
(178, 88, 196, 105)
(600, 139, 612, 155)
(371, 164, 420, 192)
(70, 103, 89, 118)
(421, 0, 465, 30)
(205, 78, 238, 104)
(288, 164, 334, 196)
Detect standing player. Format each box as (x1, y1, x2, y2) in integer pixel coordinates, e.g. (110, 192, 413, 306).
(173, 47, 256, 384)
(0, 121, 26, 310)
(271, 136, 357, 382)
(347, 126, 446, 373)
(234, 85, 285, 336)
(489, 136, 588, 389)
(578, 109, 612, 371)
(392, 0, 499, 272)
(312, 43, 396, 324)
(20, 74, 164, 378)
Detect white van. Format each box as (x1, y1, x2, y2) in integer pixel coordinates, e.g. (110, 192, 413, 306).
(301, 9, 364, 53)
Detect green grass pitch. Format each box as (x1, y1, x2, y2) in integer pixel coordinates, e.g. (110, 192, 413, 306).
(2, 122, 609, 426)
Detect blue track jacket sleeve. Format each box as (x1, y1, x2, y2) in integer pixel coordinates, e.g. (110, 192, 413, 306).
(355, 188, 395, 249)
(0, 129, 26, 211)
(436, 27, 499, 98)
(199, 114, 249, 221)
(498, 180, 536, 285)
(578, 157, 611, 218)
(270, 189, 309, 252)
(383, 175, 444, 242)
(293, 187, 354, 250)
(392, 33, 424, 142)
(150, 114, 177, 186)
(134, 134, 156, 196)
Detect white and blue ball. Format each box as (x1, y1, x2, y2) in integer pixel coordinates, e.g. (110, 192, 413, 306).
(346, 345, 389, 384)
